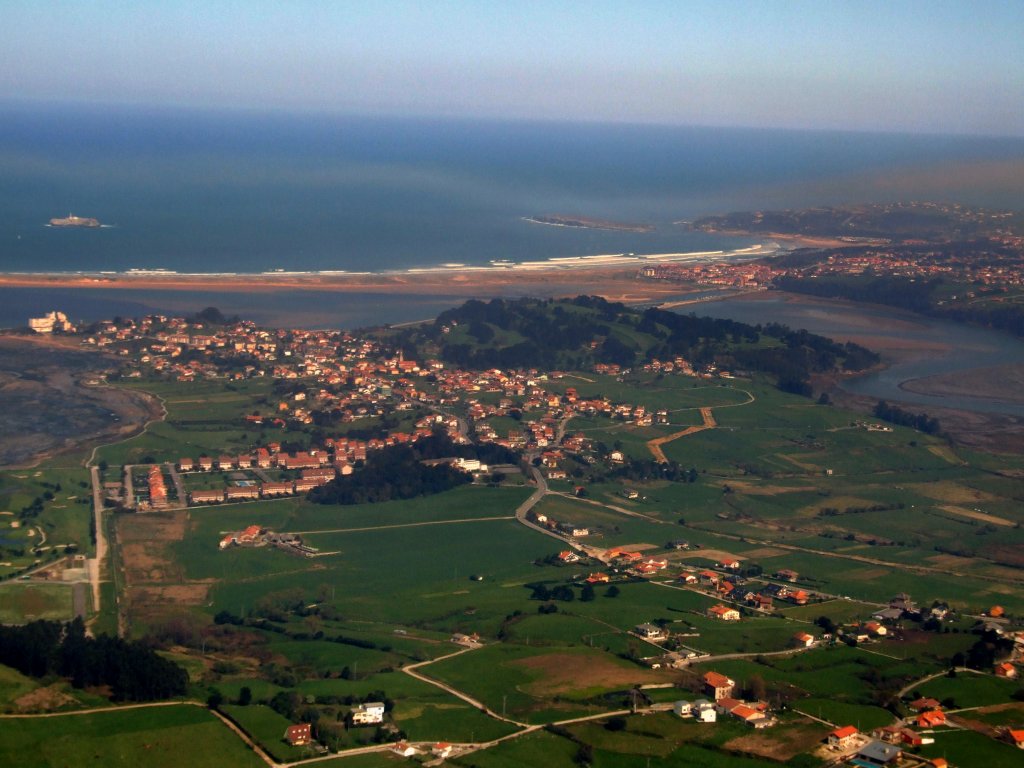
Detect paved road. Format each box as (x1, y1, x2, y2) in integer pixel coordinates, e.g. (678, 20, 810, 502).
(122, 464, 135, 509)
(167, 462, 188, 508)
(88, 464, 106, 625)
(401, 647, 532, 728)
(514, 464, 567, 544)
(288, 516, 515, 536)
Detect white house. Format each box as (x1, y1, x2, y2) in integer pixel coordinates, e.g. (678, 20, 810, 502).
(673, 700, 692, 717)
(351, 702, 385, 725)
(693, 699, 717, 723)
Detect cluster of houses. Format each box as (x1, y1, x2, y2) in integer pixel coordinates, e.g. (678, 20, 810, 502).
(144, 465, 168, 510)
(218, 526, 316, 557)
(671, 672, 776, 729)
(183, 425, 473, 506)
(190, 468, 335, 505)
(531, 512, 589, 540)
(677, 566, 811, 611)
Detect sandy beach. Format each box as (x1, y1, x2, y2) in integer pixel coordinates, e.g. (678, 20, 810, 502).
(0, 244, 771, 305)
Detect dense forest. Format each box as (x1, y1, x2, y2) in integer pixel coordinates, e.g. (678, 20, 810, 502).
(389, 296, 878, 397)
(306, 430, 508, 505)
(0, 618, 188, 701)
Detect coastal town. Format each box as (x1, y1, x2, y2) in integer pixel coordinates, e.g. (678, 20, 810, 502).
(3, 295, 1023, 767)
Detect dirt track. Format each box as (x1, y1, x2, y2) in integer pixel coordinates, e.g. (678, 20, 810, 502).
(647, 407, 717, 462)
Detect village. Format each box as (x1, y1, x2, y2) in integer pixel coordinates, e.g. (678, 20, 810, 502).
(8, 303, 1024, 768)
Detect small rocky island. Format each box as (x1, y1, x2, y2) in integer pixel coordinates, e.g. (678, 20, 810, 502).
(48, 214, 101, 228)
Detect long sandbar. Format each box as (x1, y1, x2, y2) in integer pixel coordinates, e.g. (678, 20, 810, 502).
(0, 245, 773, 302)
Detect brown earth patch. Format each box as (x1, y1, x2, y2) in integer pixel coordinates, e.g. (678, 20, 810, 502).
(844, 567, 891, 581)
(937, 505, 1013, 527)
(512, 652, 666, 695)
(117, 510, 212, 626)
(740, 547, 789, 559)
(675, 549, 742, 563)
(610, 543, 659, 552)
(981, 546, 1024, 569)
(719, 480, 816, 496)
(908, 481, 997, 504)
(774, 454, 821, 472)
(926, 553, 976, 569)
(724, 722, 824, 761)
(13, 684, 76, 712)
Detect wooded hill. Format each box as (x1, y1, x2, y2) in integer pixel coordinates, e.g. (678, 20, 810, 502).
(389, 296, 878, 396)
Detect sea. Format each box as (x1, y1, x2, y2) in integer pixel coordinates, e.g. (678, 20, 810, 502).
(3, 103, 1024, 413)
(3, 101, 1024, 278)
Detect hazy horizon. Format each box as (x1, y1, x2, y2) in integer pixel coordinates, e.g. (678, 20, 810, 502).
(3, 1, 1022, 138)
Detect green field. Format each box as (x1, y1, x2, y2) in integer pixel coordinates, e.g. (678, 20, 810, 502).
(0, 704, 265, 768)
(220, 704, 313, 762)
(0, 582, 74, 623)
(6, 347, 1024, 767)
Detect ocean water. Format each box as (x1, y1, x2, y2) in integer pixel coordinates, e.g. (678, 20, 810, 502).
(2, 103, 1023, 274)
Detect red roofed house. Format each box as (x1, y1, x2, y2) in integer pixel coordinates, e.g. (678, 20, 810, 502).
(707, 604, 740, 621)
(432, 742, 453, 758)
(901, 729, 925, 747)
(285, 723, 312, 746)
(558, 550, 580, 563)
(698, 570, 720, 586)
(909, 697, 941, 712)
(828, 725, 859, 750)
(793, 631, 815, 648)
(1008, 728, 1024, 748)
(994, 662, 1017, 678)
(916, 709, 946, 728)
(729, 703, 765, 724)
(703, 671, 735, 700)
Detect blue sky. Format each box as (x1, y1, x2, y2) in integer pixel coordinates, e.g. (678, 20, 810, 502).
(2, 0, 1022, 135)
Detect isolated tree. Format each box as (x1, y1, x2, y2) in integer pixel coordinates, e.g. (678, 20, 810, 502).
(207, 688, 224, 710)
(238, 686, 252, 706)
(580, 583, 595, 602)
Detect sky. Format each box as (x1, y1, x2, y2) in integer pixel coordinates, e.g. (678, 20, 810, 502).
(2, 0, 1023, 136)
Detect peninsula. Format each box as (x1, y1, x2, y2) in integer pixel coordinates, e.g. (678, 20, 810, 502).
(524, 214, 654, 232)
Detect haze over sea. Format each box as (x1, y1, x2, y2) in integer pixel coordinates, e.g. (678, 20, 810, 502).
(3, 103, 1024, 275)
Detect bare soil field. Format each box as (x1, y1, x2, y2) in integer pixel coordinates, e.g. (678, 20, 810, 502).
(937, 505, 1013, 527)
(117, 511, 212, 623)
(724, 722, 824, 761)
(13, 684, 76, 712)
(513, 652, 666, 695)
(907, 481, 998, 504)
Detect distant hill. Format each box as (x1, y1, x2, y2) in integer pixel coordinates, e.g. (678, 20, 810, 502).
(684, 202, 1022, 242)
(388, 296, 878, 396)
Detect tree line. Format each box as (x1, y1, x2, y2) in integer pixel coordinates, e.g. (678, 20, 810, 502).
(873, 400, 941, 435)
